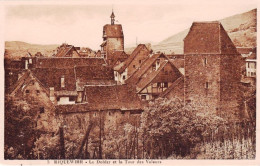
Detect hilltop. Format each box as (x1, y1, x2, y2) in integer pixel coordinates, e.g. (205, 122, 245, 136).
(5, 41, 59, 60)
(153, 8, 257, 54)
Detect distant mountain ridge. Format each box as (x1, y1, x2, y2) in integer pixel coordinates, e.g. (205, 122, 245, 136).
(5, 41, 59, 60)
(153, 8, 256, 54)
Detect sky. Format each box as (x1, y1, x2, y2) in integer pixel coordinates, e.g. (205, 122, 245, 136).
(3, 0, 257, 50)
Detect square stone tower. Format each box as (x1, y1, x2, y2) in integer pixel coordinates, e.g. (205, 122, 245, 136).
(101, 10, 124, 63)
(184, 21, 241, 117)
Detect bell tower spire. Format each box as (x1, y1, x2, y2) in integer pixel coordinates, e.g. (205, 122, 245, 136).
(110, 8, 115, 25)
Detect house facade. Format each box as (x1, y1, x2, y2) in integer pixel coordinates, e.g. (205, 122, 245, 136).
(126, 53, 183, 100)
(184, 21, 242, 117)
(246, 53, 256, 77)
(114, 44, 150, 84)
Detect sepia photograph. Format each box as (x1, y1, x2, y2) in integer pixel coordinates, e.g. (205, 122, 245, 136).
(1, 0, 257, 162)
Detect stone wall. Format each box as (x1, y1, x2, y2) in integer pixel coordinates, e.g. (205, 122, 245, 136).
(107, 38, 124, 59)
(184, 54, 221, 112)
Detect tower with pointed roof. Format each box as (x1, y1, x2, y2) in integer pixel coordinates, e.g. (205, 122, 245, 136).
(184, 21, 241, 119)
(100, 10, 124, 65)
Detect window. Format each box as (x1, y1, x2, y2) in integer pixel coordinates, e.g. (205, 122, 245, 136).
(40, 107, 45, 114)
(36, 90, 40, 94)
(133, 65, 136, 68)
(57, 97, 60, 101)
(152, 83, 157, 88)
(108, 112, 111, 116)
(29, 58, 32, 64)
(61, 76, 65, 88)
(25, 90, 29, 94)
(69, 96, 74, 101)
(164, 82, 168, 88)
(139, 60, 142, 64)
(156, 59, 160, 65)
(123, 75, 126, 80)
(203, 58, 207, 66)
(205, 82, 209, 89)
(141, 95, 147, 100)
(157, 82, 161, 88)
(152, 64, 156, 71)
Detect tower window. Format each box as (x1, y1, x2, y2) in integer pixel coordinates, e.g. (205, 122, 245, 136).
(205, 82, 209, 89)
(61, 76, 65, 88)
(25, 90, 29, 94)
(203, 58, 207, 66)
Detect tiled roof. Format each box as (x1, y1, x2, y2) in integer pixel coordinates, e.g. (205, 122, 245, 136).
(159, 76, 184, 98)
(184, 21, 238, 54)
(74, 65, 115, 91)
(136, 61, 168, 93)
(114, 44, 149, 73)
(246, 53, 256, 60)
(35, 57, 106, 68)
(31, 68, 76, 91)
(108, 50, 129, 66)
(126, 53, 163, 85)
(169, 59, 184, 69)
(135, 59, 183, 93)
(56, 85, 143, 113)
(55, 45, 74, 57)
(84, 85, 143, 110)
(9, 70, 49, 96)
(237, 47, 255, 54)
(103, 24, 123, 38)
(5, 59, 24, 70)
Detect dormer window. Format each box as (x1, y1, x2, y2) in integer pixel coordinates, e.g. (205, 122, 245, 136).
(61, 76, 65, 88)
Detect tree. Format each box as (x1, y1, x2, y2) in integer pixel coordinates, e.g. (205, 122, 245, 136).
(5, 95, 41, 159)
(140, 98, 226, 158)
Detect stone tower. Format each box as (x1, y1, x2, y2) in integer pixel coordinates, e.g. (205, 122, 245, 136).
(100, 10, 124, 64)
(183, 21, 241, 118)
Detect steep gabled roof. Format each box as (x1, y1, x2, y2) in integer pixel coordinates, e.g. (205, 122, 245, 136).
(55, 85, 143, 113)
(9, 70, 49, 96)
(108, 50, 129, 66)
(184, 21, 238, 54)
(169, 59, 184, 69)
(35, 57, 107, 68)
(136, 61, 168, 93)
(114, 44, 149, 73)
(103, 24, 124, 38)
(126, 53, 164, 85)
(55, 45, 79, 57)
(136, 59, 183, 93)
(159, 76, 184, 98)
